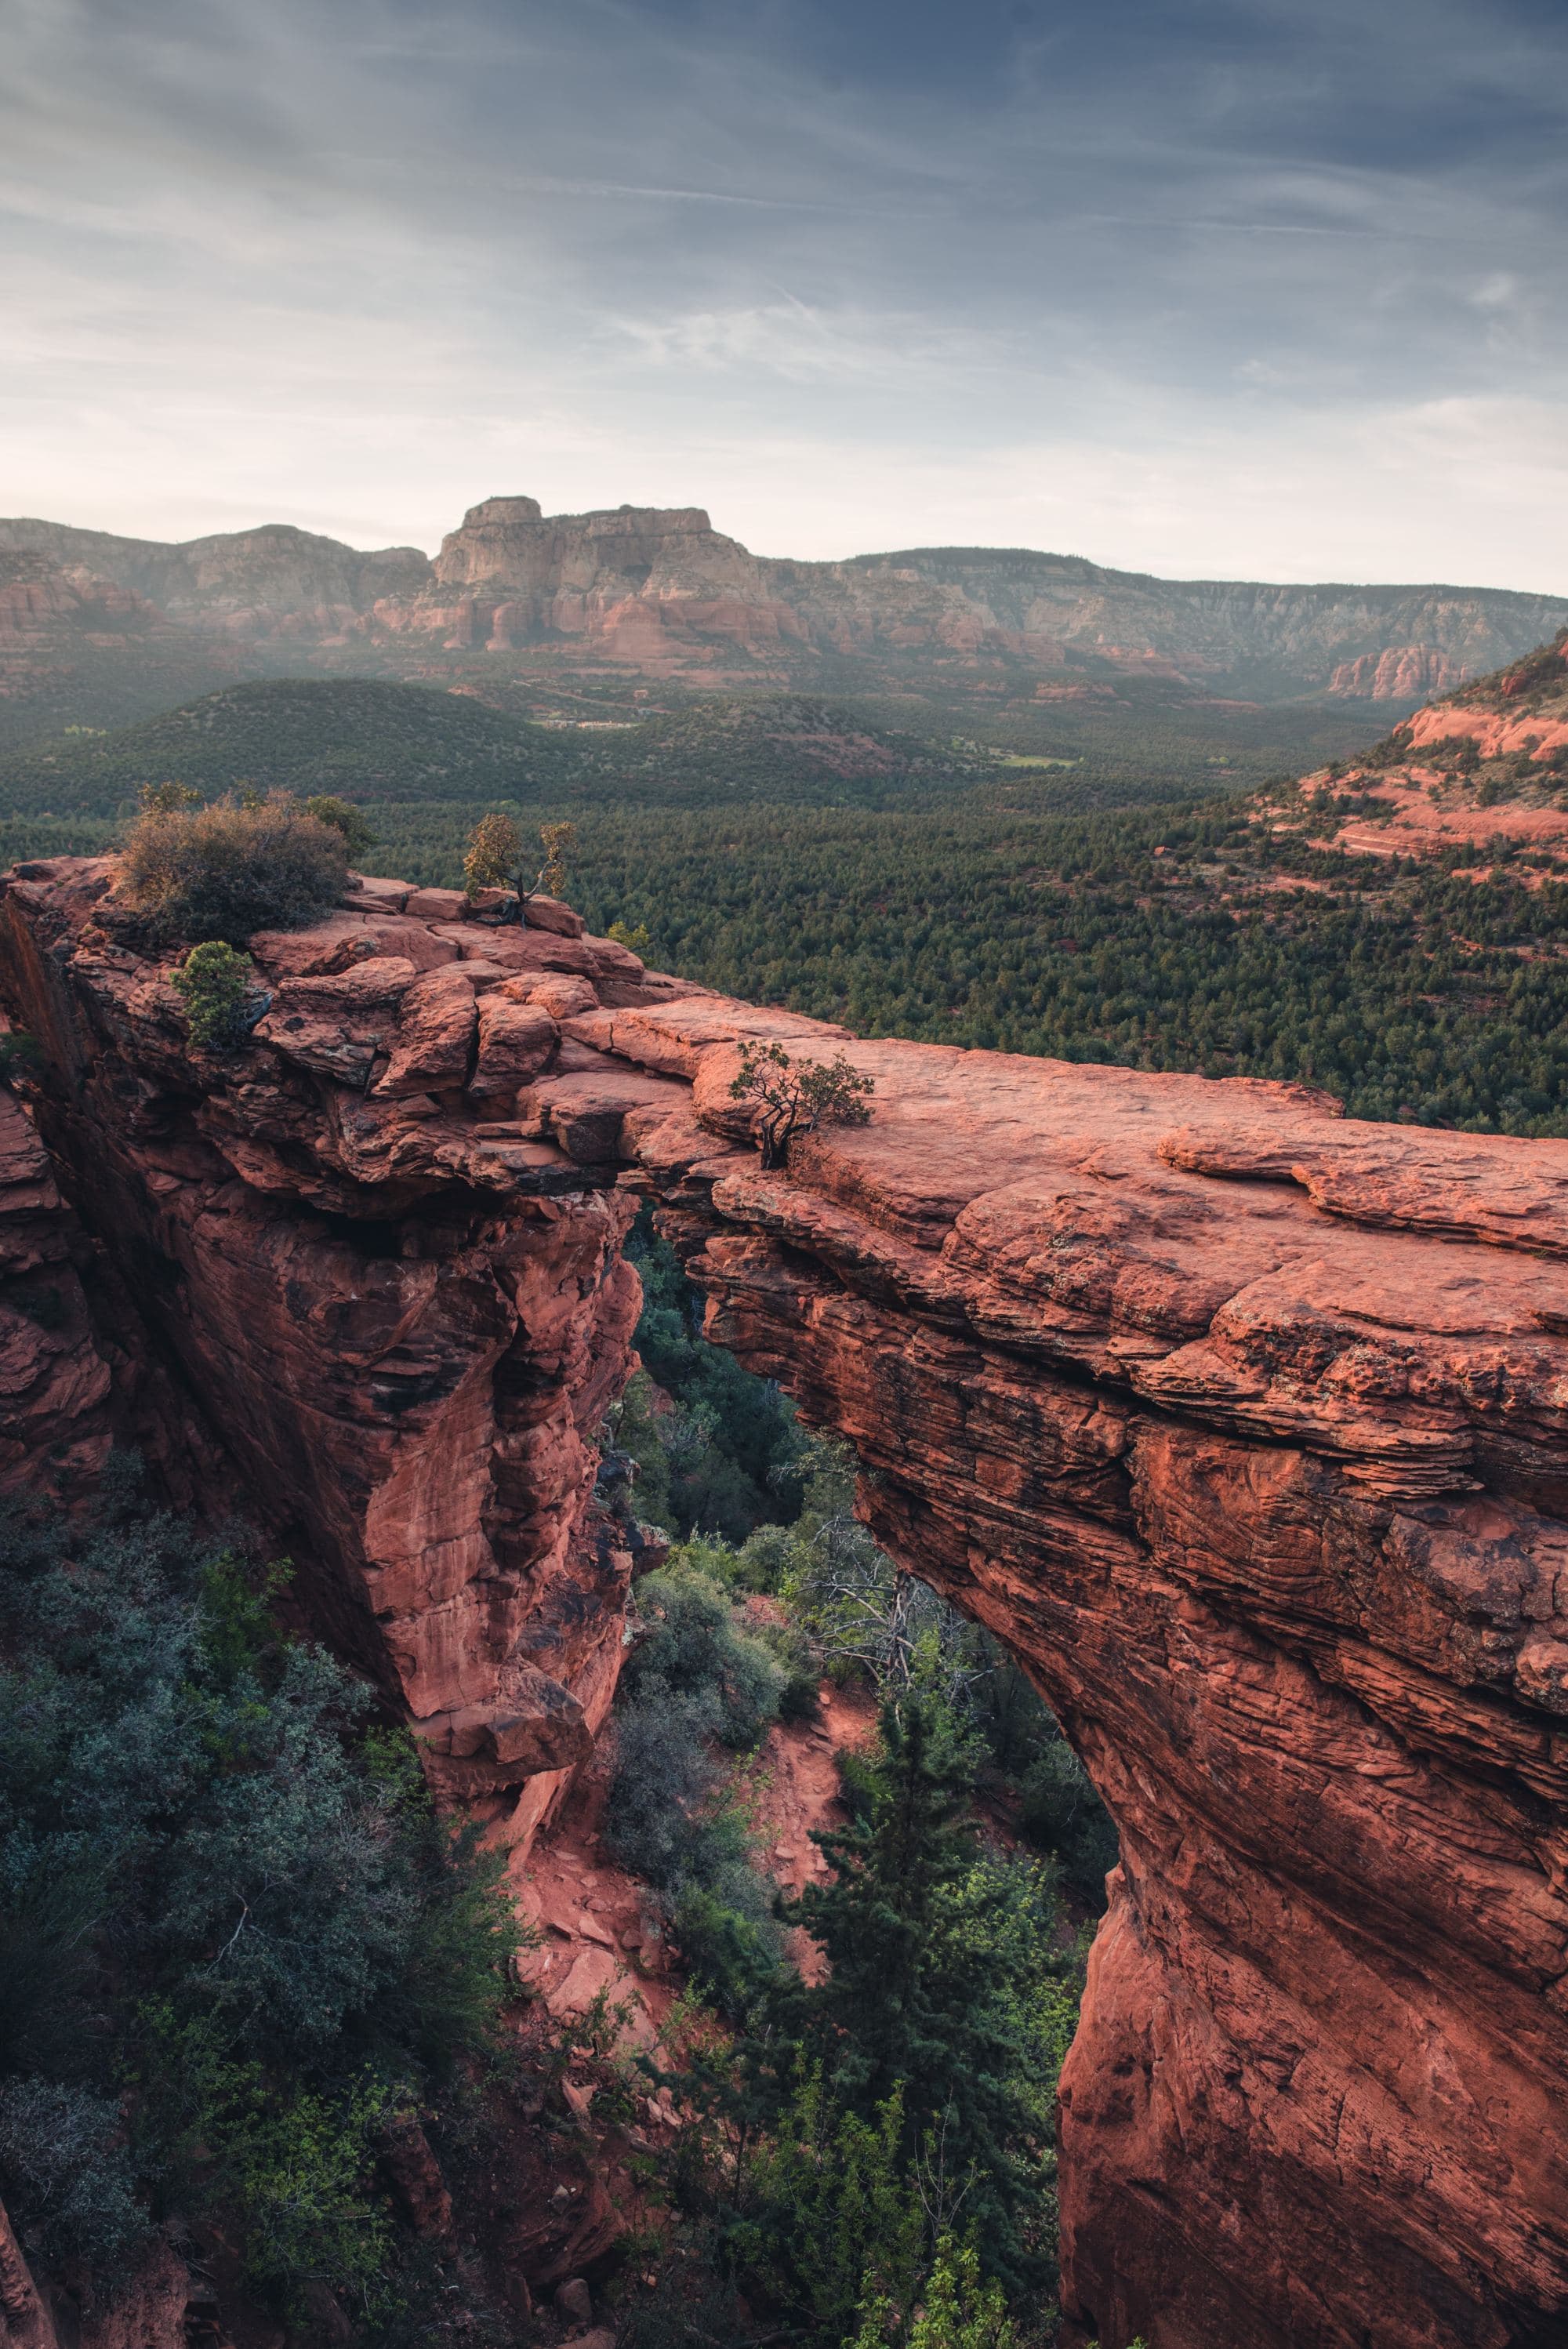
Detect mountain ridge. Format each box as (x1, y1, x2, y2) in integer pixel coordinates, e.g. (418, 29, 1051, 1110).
(3, 496, 1564, 719)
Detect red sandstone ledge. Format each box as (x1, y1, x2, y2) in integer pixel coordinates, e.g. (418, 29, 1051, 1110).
(3, 855, 1568, 2349)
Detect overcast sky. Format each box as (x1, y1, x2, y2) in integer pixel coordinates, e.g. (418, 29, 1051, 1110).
(4, 0, 1566, 586)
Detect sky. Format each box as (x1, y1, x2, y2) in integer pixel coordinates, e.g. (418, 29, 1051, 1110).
(3, 0, 1567, 586)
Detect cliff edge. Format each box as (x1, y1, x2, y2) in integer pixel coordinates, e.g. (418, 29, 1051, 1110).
(2, 859, 1566, 2349)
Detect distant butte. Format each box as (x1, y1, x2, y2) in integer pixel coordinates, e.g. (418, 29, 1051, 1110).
(2, 496, 1566, 713)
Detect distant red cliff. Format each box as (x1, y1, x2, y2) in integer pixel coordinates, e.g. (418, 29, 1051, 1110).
(3, 501, 1564, 712)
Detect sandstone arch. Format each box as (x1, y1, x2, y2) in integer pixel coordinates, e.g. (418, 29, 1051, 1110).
(2, 859, 1565, 2349)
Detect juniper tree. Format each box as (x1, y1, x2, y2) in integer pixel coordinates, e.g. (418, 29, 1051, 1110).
(729, 1040, 873, 1170)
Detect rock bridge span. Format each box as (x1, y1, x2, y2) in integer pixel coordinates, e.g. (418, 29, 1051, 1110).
(1, 858, 1565, 2349)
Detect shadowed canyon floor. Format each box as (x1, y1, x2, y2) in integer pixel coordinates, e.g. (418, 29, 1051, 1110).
(1, 859, 1566, 2349)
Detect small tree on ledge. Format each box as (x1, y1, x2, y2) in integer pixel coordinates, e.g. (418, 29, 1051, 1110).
(463, 815, 577, 927)
(730, 1039, 873, 1171)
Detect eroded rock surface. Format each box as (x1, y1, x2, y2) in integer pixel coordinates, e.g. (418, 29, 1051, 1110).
(5, 506, 1567, 699)
(3, 859, 1566, 2349)
(551, 1002, 1568, 2349)
(0, 862, 661, 1841)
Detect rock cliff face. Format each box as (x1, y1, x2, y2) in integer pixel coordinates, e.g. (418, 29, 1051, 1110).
(0, 521, 427, 639)
(4, 503, 1565, 706)
(0, 862, 669, 1841)
(3, 860, 1567, 2349)
(1403, 628, 1568, 764)
(1328, 643, 1469, 699)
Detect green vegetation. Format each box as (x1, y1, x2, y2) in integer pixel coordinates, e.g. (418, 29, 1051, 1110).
(119, 787, 349, 944)
(303, 793, 379, 861)
(379, 795, 1568, 1135)
(170, 940, 259, 1051)
(463, 811, 577, 917)
(729, 1039, 876, 1168)
(596, 1225, 1112, 2345)
(0, 1474, 513, 2319)
(0, 682, 993, 820)
(0, 681, 575, 815)
(0, 672, 1371, 826)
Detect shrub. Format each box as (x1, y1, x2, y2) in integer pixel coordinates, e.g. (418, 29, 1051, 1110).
(170, 941, 258, 1051)
(604, 1589, 786, 2022)
(604, 1679, 782, 2016)
(118, 792, 348, 943)
(625, 1563, 786, 1751)
(0, 1484, 513, 2306)
(302, 795, 376, 862)
(0, 2078, 147, 2274)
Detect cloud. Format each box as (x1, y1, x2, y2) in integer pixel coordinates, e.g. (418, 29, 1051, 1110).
(1, 0, 1565, 586)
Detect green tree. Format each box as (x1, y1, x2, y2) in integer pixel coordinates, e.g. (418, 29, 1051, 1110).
(0, 1486, 513, 2310)
(754, 1679, 1058, 2297)
(137, 781, 202, 815)
(730, 1040, 874, 1170)
(462, 809, 522, 896)
(303, 794, 377, 862)
(849, 2233, 1018, 2349)
(170, 941, 258, 1051)
(463, 813, 577, 924)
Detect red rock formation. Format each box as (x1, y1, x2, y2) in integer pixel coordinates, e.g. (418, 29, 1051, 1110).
(0, 1047, 115, 1503)
(0, 2199, 57, 2349)
(1404, 698, 1568, 767)
(7, 505, 1567, 706)
(1329, 644, 1470, 699)
(559, 1001, 1568, 2349)
(0, 862, 669, 1843)
(0, 2196, 194, 2349)
(5, 861, 1568, 2348)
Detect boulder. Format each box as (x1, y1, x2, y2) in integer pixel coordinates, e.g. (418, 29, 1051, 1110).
(372, 967, 477, 1096)
(470, 999, 559, 1098)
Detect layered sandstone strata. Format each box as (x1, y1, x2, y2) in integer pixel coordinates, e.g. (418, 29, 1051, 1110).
(506, 993, 1568, 2349)
(5, 505, 1566, 697)
(3, 861, 1566, 2348)
(0, 862, 671, 1841)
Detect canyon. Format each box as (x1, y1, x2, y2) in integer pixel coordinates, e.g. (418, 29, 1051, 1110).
(0, 856, 1565, 2349)
(4, 500, 1566, 728)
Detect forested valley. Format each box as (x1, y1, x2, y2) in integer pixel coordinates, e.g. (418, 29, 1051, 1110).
(4, 674, 1568, 1136)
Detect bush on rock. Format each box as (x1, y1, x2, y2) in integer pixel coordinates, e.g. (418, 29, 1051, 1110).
(170, 941, 259, 1052)
(119, 789, 348, 944)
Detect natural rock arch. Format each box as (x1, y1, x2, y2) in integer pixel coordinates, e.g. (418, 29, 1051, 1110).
(2, 859, 1565, 2349)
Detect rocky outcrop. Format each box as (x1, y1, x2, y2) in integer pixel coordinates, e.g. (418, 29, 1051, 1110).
(0, 521, 426, 639)
(4, 860, 1568, 2349)
(0, 550, 251, 748)
(0, 2199, 56, 2349)
(4, 503, 1566, 705)
(0, 2198, 194, 2349)
(509, 1000, 1568, 2349)
(1328, 643, 1468, 699)
(0, 1054, 114, 1503)
(0, 862, 673, 1843)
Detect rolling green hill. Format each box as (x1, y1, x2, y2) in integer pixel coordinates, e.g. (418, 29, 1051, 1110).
(0, 679, 574, 814)
(0, 678, 1000, 819)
